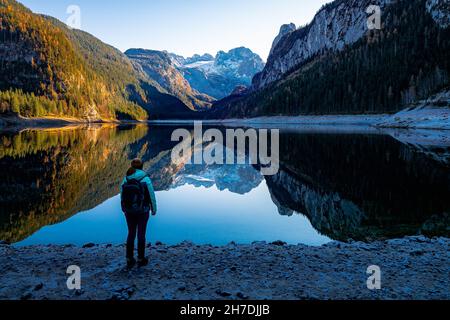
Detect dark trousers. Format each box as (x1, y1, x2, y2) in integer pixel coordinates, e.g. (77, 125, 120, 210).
(125, 212, 150, 260)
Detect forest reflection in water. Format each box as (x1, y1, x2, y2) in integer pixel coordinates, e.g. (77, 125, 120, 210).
(0, 124, 449, 245)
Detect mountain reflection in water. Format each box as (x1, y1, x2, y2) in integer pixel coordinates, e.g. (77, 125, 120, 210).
(0, 124, 449, 245)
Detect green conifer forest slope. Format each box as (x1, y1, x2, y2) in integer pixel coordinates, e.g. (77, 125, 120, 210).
(0, 0, 196, 121)
(211, 0, 450, 118)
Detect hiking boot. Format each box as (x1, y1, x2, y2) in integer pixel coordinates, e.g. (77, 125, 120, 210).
(126, 258, 136, 269)
(137, 257, 149, 267)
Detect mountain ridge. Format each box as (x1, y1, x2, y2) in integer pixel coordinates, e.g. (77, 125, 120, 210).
(125, 48, 215, 111)
(212, 0, 450, 118)
(253, 0, 393, 90)
(0, 0, 200, 122)
(1, 0, 449, 123)
(170, 47, 265, 99)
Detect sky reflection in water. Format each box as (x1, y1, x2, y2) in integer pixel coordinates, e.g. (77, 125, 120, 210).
(17, 182, 331, 246)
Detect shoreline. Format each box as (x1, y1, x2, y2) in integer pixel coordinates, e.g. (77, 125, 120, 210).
(2, 105, 449, 132)
(0, 115, 150, 129)
(0, 115, 450, 131)
(0, 236, 448, 300)
(0, 115, 102, 130)
(217, 109, 449, 131)
(2, 115, 450, 147)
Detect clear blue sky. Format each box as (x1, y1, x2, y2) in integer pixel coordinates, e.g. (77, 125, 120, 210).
(19, 0, 331, 60)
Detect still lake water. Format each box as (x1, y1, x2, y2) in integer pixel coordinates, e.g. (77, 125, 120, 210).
(0, 124, 449, 246)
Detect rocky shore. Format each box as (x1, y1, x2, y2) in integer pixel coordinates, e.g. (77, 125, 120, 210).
(0, 236, 448, 300)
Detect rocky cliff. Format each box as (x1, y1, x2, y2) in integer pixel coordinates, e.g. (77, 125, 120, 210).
(253, 0, 392, 90)
(212, 0, 450, 118)
(125, 49, 214, 111)
(269, 23, 296, 57)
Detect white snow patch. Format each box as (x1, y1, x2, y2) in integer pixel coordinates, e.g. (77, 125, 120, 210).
(377, 107, 450, 130)
(183, 60, 215, 70)
(376, 90, 450, 130)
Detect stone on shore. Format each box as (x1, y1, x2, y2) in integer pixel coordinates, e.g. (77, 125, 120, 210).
(0, 237, 448, 300)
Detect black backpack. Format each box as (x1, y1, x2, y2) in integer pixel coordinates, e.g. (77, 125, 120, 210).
(121, 175, 149, 215)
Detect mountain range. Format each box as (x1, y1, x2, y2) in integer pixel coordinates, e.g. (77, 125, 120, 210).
(212, 0, 450, 118)
(0, 0, 266, 122)
(125, 49, 215, 111)
(125, 47, 264, 109)
(0, 0, 203, 121)
(169, 47, 265, 99)
(0, 0, 449, 122)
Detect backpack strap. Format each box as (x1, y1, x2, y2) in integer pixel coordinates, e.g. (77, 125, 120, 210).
(137, 174, 149, 182)
(125, 174, 149, 183)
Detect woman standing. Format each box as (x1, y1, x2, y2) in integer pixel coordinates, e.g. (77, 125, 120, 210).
(120, 159, 157, 269)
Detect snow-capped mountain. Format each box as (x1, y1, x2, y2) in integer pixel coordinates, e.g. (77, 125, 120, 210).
(125, 49, 214, 111)
(170, 47, 265, 99)
(170, 53, 215, 68)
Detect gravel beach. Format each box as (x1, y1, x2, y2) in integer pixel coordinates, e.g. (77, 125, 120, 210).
(0, 236, 448, 300)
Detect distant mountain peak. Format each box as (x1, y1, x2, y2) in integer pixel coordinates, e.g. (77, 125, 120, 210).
(168, 52, 215, 67)
(126, 48, 214, 111)
(188, 53, 215, 63)
(269, 23, 296, 56)
(169, 47, 264, 99)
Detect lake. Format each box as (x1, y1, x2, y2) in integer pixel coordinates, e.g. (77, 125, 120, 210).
(1, 124, 449, 246)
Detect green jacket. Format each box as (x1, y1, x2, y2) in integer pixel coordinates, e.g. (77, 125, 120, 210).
(121, 169, 157, 214)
